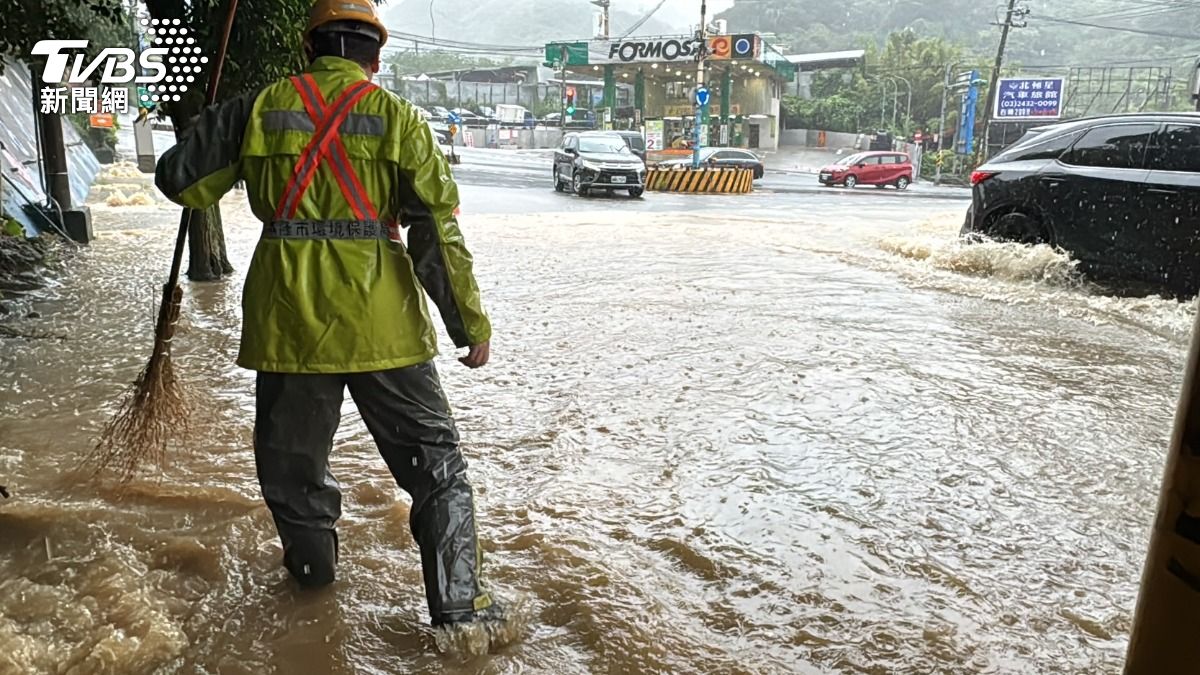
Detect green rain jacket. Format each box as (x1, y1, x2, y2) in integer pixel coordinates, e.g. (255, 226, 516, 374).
(155, 56, 490, 374)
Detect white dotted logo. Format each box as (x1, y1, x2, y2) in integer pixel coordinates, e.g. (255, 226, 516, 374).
(138, 17, 208, 104)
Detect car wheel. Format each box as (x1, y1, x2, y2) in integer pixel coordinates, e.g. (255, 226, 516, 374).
(844, 175, 858, 188)
(628, 187, 644, 198)
(572, 171, 587, 196)
(553, 167, 564, 192)
(896, 176, 910, 190)
(988, 212, 1050, 246)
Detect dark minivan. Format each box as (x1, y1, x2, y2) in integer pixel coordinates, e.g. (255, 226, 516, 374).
(962, 113, 1200, 296)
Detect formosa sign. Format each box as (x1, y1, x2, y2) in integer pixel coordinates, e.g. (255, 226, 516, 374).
(598, 38, 703, 64)
(547, 35, 762, 67)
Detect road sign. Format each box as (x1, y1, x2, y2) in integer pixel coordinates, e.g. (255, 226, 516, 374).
(447, 111, 462, 124)
(994, 77, 1065, 121)
(695, 86, 710, 108)
(89, 113, 115, 128)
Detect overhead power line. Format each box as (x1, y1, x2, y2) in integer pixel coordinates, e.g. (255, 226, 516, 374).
(1038, 14, 1200, 40)
(620, 0, 669, 39)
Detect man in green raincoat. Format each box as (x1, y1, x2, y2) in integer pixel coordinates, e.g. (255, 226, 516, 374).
(155, 0, 504, 630)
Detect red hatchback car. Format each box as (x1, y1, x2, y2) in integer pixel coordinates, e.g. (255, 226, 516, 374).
(818, 151, 913, 189)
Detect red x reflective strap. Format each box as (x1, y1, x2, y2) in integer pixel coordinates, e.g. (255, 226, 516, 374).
(274, 77, 378, 222)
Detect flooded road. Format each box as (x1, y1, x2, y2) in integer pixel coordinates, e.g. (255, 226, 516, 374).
(0, 177, 1192, 674)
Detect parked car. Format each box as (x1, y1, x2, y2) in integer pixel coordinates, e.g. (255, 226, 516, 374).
(429, 106, 451, 121)
(427, 121, 452, 145)
(451, 108, 486, 125)
(962, 112, 1200, 297)
(818, 151, 912, 189)
(606, 130, 647, 161)
(553, 131, 647, 198)
(658, 147, 765, 178)
(868, 130, 894, 151)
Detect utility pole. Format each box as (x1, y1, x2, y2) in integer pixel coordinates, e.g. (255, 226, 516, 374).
(981, 0, 1028, 159)
(692, 0, 708, 169)
(591, 0, 610, 39)
(560, 45, 568, 126)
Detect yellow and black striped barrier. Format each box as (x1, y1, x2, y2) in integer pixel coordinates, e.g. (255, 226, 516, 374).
(645, 166, 754, 194)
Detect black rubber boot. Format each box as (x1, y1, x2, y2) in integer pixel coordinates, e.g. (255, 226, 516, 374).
(283, 529, 339, 589)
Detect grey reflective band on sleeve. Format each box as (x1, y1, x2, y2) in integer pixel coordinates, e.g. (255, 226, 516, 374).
(265, 220, 398, 239)
(262, 110, 384, 136)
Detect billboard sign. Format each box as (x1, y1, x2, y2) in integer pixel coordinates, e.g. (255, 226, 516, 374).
(645, 119, 664, 151)
(994, 77, 1065, 120)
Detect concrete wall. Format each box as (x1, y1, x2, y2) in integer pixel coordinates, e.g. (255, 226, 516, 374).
(0, 62, 100, 235)
(780, 128, 861, 150)
(460, 127, 563, 150)
(390, 79, 632, 113)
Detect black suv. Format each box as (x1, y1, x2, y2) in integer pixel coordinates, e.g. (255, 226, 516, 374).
(553, 132, 647, 198)
(962, 113, 1200, 296)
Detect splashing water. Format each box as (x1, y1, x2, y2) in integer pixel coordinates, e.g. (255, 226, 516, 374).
(878, 234, 1082, 286)
(431, 593, 534, 659)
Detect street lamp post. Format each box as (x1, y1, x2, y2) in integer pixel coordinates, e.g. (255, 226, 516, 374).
(892, 74, 912, 131)
(880, 78, 896, 127)
(934, 62, 960, 186)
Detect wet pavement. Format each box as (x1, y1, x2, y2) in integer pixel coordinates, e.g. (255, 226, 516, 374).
(0, 153, 1193, 674)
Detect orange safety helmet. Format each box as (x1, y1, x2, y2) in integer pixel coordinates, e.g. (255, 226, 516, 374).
(306, 0, 389, 45)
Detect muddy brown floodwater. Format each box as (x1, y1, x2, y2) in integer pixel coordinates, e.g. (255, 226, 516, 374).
(0, 185, 1195, 674)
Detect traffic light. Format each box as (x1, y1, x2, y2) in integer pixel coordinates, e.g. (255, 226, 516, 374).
(566, 86, 576, 116)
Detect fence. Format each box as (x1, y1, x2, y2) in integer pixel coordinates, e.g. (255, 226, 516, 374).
(384, 79, 632, 114)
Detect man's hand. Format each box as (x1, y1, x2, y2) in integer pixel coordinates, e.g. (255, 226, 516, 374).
(459, 341, 490, 368)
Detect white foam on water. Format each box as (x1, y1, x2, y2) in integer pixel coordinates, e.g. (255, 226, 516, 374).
(431, 593, 534, 659)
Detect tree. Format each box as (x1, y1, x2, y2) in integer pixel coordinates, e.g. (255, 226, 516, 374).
(1, 1, 130, 71)
(142, 0, 310, 281)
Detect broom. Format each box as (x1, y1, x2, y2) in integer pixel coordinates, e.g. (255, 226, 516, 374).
(83, 0, 241, 484)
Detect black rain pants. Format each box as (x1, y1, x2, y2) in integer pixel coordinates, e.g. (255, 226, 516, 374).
(253, 361, 492, 624)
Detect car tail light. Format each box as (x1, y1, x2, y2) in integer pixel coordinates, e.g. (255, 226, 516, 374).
(970, 170, 998, 186)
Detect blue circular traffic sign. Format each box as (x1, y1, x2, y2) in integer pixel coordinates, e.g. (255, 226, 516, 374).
(695, 86, 710, 108)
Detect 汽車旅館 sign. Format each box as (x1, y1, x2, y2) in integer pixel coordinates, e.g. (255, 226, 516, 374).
(994, 77, 1065, 120)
